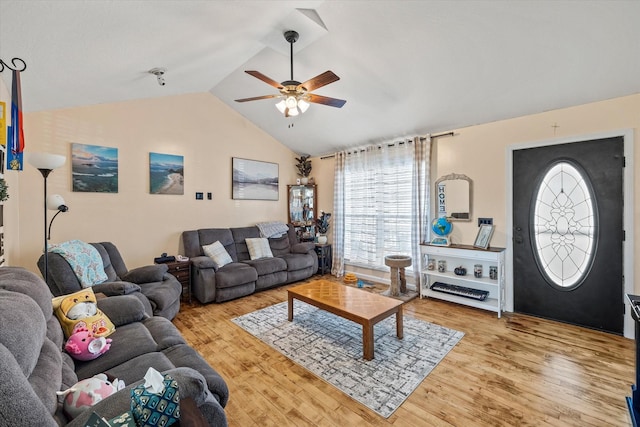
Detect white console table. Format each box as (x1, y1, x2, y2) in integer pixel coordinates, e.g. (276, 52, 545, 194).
(420, 243, 505, 318)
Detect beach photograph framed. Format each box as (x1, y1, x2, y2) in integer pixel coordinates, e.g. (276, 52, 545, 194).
(232, 157, 279, 200)
(149, 152, 184, 195)
(71, 143, 118, 193)
(473, 224, 495, 249)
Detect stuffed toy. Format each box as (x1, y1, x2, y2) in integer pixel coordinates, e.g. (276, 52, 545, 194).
(57, 373, 125, 419)
(53, 288, 115, 338)
(65, 327, 112, 361)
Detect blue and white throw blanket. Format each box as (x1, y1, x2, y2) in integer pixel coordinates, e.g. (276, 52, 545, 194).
(256, 221, 289, 238)
(49, 240, 108, 287)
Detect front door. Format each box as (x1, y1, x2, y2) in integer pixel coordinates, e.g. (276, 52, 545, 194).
(512, 136, 624, 334)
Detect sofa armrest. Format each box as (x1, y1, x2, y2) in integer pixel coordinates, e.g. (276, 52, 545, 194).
(121, 264, 168, 284)
(191, 255, 217, 270)
(96, 295, 147, 326)
(91, 281, 141, 296)
(67, 367, 227, 427)
(291, 242, 315, 254)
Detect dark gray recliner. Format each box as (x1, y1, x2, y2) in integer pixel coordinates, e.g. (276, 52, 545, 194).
(38, 241, 182, 320)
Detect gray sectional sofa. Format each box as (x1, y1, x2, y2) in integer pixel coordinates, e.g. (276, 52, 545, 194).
(39, 242, 182, 320)
(0, 266, 228, 426)
(182, 225, 318, 303)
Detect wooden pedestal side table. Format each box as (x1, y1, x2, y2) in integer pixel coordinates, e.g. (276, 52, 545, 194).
(164, 260, 192, 304)
(315, 243, 332, 275)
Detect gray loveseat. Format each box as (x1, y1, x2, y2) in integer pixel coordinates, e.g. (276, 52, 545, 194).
(182, 225, 318, 303)
(0, 266, 228, 426)
(38, 242, 182, 320)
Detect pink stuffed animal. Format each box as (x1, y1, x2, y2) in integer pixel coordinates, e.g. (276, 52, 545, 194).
(57, 373, 125, 419)
(64, 327, 112, 361)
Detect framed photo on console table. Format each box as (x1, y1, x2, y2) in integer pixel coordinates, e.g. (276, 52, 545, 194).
(232, 157, 279, 200)
(473, 224, 495, 249)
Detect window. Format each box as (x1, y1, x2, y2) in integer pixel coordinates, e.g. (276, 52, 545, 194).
(532, 161, 597, 289)
(343, 144, 414, 270)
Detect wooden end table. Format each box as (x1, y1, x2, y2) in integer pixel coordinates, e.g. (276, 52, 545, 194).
(161, 260, 192, 303)
(288, 280, 403, 360)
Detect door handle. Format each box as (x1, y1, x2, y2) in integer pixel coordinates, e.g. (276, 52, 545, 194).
(514, 226, 523, 244)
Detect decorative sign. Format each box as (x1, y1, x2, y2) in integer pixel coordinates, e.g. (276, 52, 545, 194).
(437, 184, 446, 215)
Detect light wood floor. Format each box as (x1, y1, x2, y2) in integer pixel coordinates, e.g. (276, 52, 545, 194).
(173, 275, 635, 426)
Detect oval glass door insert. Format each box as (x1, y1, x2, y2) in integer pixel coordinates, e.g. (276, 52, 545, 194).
(532, 161, 597, 289)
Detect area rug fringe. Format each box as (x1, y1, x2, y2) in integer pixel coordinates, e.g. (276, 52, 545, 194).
(232, 301, 463, 418)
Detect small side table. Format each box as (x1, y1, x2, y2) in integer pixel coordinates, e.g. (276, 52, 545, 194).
(315, 244, 332, 275)
(163, 260, 192, 303)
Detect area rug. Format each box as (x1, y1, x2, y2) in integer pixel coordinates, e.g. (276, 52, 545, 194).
(232, 301, 464, 418)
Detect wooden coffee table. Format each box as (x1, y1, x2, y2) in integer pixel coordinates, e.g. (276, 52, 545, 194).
(287, 280, 403, 360)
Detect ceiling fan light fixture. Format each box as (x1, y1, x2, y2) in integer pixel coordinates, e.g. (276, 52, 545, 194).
(287, 106, 299, 117)
(275, 100, 286, 114)
(285, 96, 298, 109)
(298, 99, 310, 113)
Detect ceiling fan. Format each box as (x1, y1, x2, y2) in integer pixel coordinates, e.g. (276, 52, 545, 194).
(235, 30, 346, 117)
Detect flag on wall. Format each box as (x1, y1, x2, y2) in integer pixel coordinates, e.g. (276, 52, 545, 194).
(0, 101, 6, 146)
(7, 69, 24, 170)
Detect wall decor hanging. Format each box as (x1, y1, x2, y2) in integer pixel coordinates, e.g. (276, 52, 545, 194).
(232, 157, 278, 200)
(149, 152, 184, 195)
(71, 143, 118, 193)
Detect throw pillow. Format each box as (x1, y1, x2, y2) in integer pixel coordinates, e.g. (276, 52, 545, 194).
(203, 241, 233, 268)
(245, 237, 273, 260)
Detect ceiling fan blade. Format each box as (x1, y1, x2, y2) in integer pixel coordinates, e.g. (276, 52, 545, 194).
(235, 94, 281, 102)
(299, 71, 340, 92)
(245, 71, 284, 89)
(307, 93, 347, 108)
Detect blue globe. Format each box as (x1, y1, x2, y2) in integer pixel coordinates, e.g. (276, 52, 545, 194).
(432, 216, 452, 237)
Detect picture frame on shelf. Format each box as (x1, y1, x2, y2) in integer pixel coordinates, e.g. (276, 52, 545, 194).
(473, 224, 494, 249)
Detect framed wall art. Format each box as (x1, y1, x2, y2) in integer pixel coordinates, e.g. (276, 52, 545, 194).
(149, 152, 184, 195)
(232, 157, 278, 200)
(473, 224, 495, 249)
(71, 143, 118, 193)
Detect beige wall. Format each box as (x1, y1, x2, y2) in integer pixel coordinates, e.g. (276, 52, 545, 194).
(312, 93, 640, 290)
(0, 83, 298, 273)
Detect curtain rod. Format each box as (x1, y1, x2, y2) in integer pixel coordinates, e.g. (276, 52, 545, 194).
(320, 131, 455, 159)
(0, 57, 27, 72)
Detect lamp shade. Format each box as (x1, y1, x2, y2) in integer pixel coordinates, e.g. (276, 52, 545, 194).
(26, 152, 66, 170)
(46, 194, 67, 211)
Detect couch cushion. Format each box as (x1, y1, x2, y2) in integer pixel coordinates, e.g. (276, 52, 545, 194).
(92, 243, 119, 282)
(74, 322, 159, 380)
(245, 237, 273, 260)
(268, 234, 291, 257)
(279, 253, 316, 271)
(242, 257, 287, 276)
(197, 229, 237, 261)
(230, 227, 260, 261)
(121, 264, 167, 284)
(202, 241, 233, 268)
(0, 289, 47, 377)
(214, 263, 258, 289)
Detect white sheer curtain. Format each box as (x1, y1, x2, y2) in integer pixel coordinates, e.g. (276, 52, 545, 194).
(332, 136, 431, 283)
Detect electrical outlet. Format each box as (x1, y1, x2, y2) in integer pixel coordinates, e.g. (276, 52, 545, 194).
(478, 217, 493, 226)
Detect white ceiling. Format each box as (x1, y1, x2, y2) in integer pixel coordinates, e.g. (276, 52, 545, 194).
(1, 1, 639, 157)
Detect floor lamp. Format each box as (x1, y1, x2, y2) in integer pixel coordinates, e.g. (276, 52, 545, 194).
(27, 152, 66, 284)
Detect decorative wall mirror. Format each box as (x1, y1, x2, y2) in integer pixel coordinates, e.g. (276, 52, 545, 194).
(435, 173, 472, 221)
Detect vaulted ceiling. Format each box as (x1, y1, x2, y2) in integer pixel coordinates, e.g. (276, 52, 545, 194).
(1, 1, 639, 156)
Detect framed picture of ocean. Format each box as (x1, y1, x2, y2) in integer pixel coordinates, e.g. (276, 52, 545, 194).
(232, 157, 278, 200)
(149, 152, 184, 195)
(71, 143, 118, 193)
